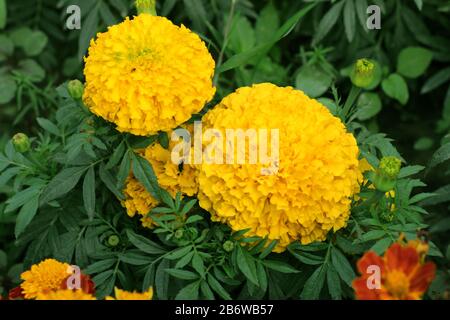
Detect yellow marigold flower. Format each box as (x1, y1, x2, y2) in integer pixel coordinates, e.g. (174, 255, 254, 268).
(83, 14, 215, 136)
(122, 132, 198, 226)
(106, 287, 153, 300)
(20, 259, 70, 299)
(197, 83, 362, 251)
(36, 289, 96, 300)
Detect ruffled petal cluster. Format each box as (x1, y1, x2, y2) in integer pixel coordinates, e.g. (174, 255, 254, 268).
(353, 241, 436, 300)
(197, 83, 362, 251)
(122, 132, 198, 226)
(36, 289, 96, 300)
(106, 287, 153, 300)
(83, 14, 215, 136)
(20, 259, 70, 299)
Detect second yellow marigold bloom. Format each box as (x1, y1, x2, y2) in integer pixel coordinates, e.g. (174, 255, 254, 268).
(197, 83, 362, 251)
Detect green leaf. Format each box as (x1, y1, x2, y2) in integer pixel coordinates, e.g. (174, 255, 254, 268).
(185, 215, 203, 224)
(175, 281, 200, 300)
(165, 268, 199, 280)
(313, 1, 345, 45)
(327, 264, 342, 300)
(429, 143, 450, 168)
(421, 67, 450, 94)
(295, 64, 332, 98)
(207, 274, 232, 300)
(0, 75, 17, 104)
(343, 0, 356, 42)
(180, 199, 198, 216)
(381, 73, 409, 105)
(414, 137, 434, 151)
(0, 35, 13, 60)
(23, 30, 48, 57)
(229, 16, 255, 53)
(5, 185, 42, 213)
(397, 47, 433, 79)
(300, 266, 326, 299)
(17, 59, 45, 82)
(259, 240, 278, 259)
(40, 166, 87, 205)
(217, 3, 315, 73)
(84, 259, 116, 274)
(126, 230, 166, 255)
(356, 92, 382, 121)
(79, 3, 100, 59)
(131, 153, 161, 201)
(0, 0, 6, 29)
(155, 259, 170, 299)
(255, 2, 280, 44)
(83, 166, 96, 219)
(106, 141, 125, 169)
(117, 150, 131, 189)
(165, 246, 193, 260)
(370, 237, 393, 255)
(36, 118, 60, 136)
(192, 253, 205, 277)
(175, 251, 194, 269)
(99, 164, 124, 200)
(15, 195, 39, 237)
(330, 247, 356, 287)
(262, 260, 299, 273)
(200, 280, 215, 300)
(236, 245, 259, 286)
(398, 165, 425, 179)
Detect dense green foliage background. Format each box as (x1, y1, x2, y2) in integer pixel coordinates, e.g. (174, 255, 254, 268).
(1, 0, 450, 299)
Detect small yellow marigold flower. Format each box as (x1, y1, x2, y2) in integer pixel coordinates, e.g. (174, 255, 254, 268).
(20, 259, 70, 299)
(197, 83, 362, 251)
(122, 130, 198, 226)
(83, 14, 216, 136)
(106, 287, 153, 300)
(36, 289, 96, 300)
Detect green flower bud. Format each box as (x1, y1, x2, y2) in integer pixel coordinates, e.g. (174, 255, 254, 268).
(67, 80, 84, 100)
(223, 240, 235, 252)
(374, 156, 402, 192)
(135, 0, 156, 15)
(174, 229, 184, 239)
(380, 210, 395, 223)
(350, 59, 375, 88)
(107, 235, 120, 247)
(12, 133, 30, 153)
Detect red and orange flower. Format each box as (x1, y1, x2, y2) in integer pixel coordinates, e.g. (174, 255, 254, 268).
(353, 240, 436, 300)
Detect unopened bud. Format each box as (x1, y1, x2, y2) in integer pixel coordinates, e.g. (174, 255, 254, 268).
(374, 156, 401, 192)
(135, 0, 156, 15)
(174, 229, 184, 239)
(67, 80, 84, 100)
(107, 235, 120, 247)
(12, 133, 30, 153)
(223, 240, 235, 252)
(350, 59, 375, 88)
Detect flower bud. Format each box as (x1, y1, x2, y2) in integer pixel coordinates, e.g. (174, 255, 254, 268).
(67, 80, 84, 100)
(350, 59, 375, 88)
(380, 210, 394, 223)
(223, 240, 235, 252)
(373, 156, 401, 192)
(174, 229, 184, 239)
(135, 0, 156, 15)
(12, 133, 30, 153)
(107, 235, 120, 247)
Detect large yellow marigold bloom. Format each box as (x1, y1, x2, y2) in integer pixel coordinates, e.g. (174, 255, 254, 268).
(36, 289, 96, 300)
(197, 83, 362, 251)
(122, 133, 198, 226)
(83, 14, 216, 136)
(106, 287, 153, 300)
(20, 259, 70, 299)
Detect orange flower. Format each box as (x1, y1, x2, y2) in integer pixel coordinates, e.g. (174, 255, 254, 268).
(353, 242, 436, 300)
